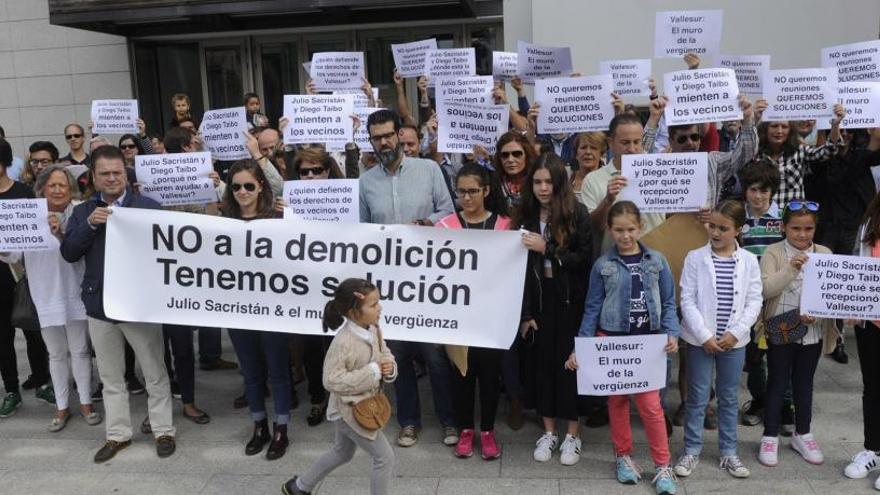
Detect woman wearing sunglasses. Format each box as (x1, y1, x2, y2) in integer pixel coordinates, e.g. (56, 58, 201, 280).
(288, 147, 344, 181)
(492, 131, 539, 209)
(221, 159, 292, 460)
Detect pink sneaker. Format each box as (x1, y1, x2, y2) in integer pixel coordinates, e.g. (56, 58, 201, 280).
(480, 430, 501, 460)
(454, 429, 474, 458)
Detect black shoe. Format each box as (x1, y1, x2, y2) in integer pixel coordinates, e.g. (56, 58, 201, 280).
(91, 383, 103, 403)
(170, 381, 181, 400)
(233, 392, 248, 409)
(266, 423, 289, 460)
(21, 375, 46, 390)
(741, 399, 764, 426)
(307, 404, 326, 426)
(94, 439, 131, 463)
(245, 419, 270, 456)
(831, 342, 849, 364)
(140, 416, 152, 435)
(282, 476, 311, 495)
(199, 358, 239, 371)
(126, 376, 146, 395)
(156, 435, 176, 458)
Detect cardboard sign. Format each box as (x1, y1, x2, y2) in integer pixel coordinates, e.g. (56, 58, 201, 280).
(716, 55, 770, 96)
(762, 68, 838, 122)
(534, 75, 615, 133)
(575, 334, 668, 396)
(426, 49, 476, 83)
(0, 199, 52, 251)
(516, 41, 573, 82)
(663, 68, 742, 126)
(435, 76, 494, 105)
(91, 99, 139, 134)
(599, 59, 652, 97)
(309, 52, 366, 91)
(392, 39, 438, 78)
(493, 51, 518, 79)
(135, 152, 216, 206)
(620, 153, 709, 213)
(282, 94, 355, 145)
(199, 107, 249, 161)
(817, 82, 880, 130)
(802, 253, 880, 320)
(821, 39, 880, 83)
(283, 179, 359, 223)
(654, 10, 723, 59)
(437, 100, 509, 154)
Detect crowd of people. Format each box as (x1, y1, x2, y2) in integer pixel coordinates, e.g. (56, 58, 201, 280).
(0, 50, 879, 495)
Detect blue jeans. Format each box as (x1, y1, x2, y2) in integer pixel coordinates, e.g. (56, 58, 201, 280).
(198, 327, 222, 363)
(387, 341, 454, 428)
(228, 329, 291, 425)
(684, 344, 745, 457)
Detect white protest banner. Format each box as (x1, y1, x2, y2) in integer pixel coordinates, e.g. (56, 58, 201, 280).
(493, 51, 518, 79)
(437, 100, 508, 154)
(198, 107, 249, 161)
(135, 152, 216, 206)
(654, 10, 723, 59)
(0, 199, 52, 251)
(516, 41, 572, 82)
(802, 253, 880, 320)
(663, 68, 742, 126)
(534, 75, 615, 133)
(334, 88, 379, 108)
(821, 40, 880, 83)
(283, 179, 359, 223)
(599, 59, 651, 98)
(817, 82, 880, 130)
(574, 334, 667, 396)
(620, 153, 709, 213)
(435, 76, 494, 105)
(353, 107, 383, 149)
(762, 68, 837, 122)
(716, 55, 770, 96)
(282, 94, 354, 146)
(391, 38, 437, 78)
(310, 52, 365, 91)
(426, 49, 476, 84)
(90, 99, 139, 135)
(103, 208, 527, 348)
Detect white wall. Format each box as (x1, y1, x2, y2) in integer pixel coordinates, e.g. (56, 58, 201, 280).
(0, 0, 132, 161)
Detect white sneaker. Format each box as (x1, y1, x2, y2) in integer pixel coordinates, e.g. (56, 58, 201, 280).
(719, 455, 750, 478)
(533, 432, 558, 462)
(791, 433, 824, 465)
(844, 450, 880, 479)
(559, 434, 581, 466)
(673, 454, 699, 477)
(874, 473, 880, 491)
(758, 436, 779, 467)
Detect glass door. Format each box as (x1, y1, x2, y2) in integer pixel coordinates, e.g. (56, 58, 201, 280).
(256, 41, 300, 128)
(201, 39, 251, 111)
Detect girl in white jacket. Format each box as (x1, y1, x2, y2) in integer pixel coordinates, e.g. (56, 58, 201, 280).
(673, 200, 763, 480)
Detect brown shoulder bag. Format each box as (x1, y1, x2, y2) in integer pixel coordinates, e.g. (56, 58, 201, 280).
(352, 326, 392, 431)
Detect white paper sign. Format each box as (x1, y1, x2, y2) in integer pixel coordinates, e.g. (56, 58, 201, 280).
(716, 55, 770, 96)
(199, 107, 249, 161)
(0, 199, 52, 251)
(821, 40, 880, 83)
(620, 153, 709, 213)
(534, 75, 615, 133)
(310, 52, 365, 91)
(103, 208, 527, 348)
(802, 253, 880, 320)
(654, 10, 723, 59)
(135, 152, 216, 206)
(282, 179, 359, 223)
(435, 76, 494, 105)
(663, 68, 742, 126)
(575, 335, 668, 396)
(517, 41, 573, 82)
(353, 107, 383, 149)
(426, 49, 476, 83)
(334, 88, 380, 108)
(391, 39, 438, 78)
(762, 68, 838, 122)
(599, 59, 652, 97)
(90, 99, 139, 135)
(437, 100, 509, 154)
(282, 94, 355, 146)
(493, 51, 518, 79)
(817, 82, 880, 130)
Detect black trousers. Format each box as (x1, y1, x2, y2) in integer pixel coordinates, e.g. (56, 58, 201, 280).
(762, 341, 822, 437)
(453, 347, 503, 431)
(0, 266, 48, 393)
(302, 334, 330, 404)
(857, 323, 880, 451)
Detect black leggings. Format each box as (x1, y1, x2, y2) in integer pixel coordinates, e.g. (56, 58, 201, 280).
(762, 341, 822, 437)
(857, 323, 880, 451)
(452, 347, 503, 431)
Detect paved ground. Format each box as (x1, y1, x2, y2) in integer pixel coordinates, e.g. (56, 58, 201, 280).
(0, 331, 876, 495)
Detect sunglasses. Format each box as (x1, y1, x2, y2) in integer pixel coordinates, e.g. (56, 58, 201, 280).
(231, 182, 258, 192)
(119, 144, 137, 150)
(784, 200, 820, 213)
(65, 133, 83, 140)
(299, 166, 326, 177)
(500, 150, 524, 159)
(675, 133, 702, 145)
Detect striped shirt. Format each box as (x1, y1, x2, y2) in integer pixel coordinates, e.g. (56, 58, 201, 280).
(712, 254, 736, 337)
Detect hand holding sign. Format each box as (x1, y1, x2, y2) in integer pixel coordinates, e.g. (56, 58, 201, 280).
(574, 335, 667, 395)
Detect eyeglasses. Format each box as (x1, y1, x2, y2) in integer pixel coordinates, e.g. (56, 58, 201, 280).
(784, 200, 820, 213)
(231, 182, 257, 192)
(369, 131, 397, 143)
(299, 166, 326, 177)
(455, 187, 484, 198)
(29, 158, 52, 167)
(65, 133, 83, 140)
(675, 133, 702, 145)
(119, 144, 137, 150)
(500, 150, 524, 159)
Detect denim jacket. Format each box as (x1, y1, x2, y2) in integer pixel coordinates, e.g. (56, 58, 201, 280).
(578, 242, 680, 337)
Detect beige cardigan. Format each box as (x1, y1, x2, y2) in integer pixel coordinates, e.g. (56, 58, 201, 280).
(758, 241, 838, 354)
(323, 319, 397, 440)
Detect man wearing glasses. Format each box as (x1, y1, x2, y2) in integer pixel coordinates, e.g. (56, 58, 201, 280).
(61, 123, 90, 167)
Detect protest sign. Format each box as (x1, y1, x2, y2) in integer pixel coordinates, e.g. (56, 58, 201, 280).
(0, 199, 52, 251)
(437, 100, 508, 154)
(802, 253, 880, 320)
(821, 39, 880, 83)
(620, 153, 709, 213)
(334, 88, 380, 108)
(90, 99, 139, 135)
(135, 152, 216, 206)
(817, 82, 880, 130)
(310, 52, 365, 91)
(283, 179, 359, 223)
(762, 68, 837, 122)
(599, 59, 651, 97)
(574, 334, 667, 396)
(282, 94, 354, 146)
(663, 68, 742, 126)
(435, 76, 494, 105)
(534, 75, 615, 133)
(391, 39, 437, 78)
(516, 41, 572, 82)
(198, 107, 249, 161)
(493, 51, 518, 79)
(352, 107, 383, 149)
(103, 208, 527, 348)
(426, 49, 476, 84)
(716, 55, 770, 96)
(654, 10, 723, 59)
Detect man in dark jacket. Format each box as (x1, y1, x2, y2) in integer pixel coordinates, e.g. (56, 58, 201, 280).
(61, 145, 176, 463)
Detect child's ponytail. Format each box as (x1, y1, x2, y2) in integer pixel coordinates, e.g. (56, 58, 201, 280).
(322, 278, 378, 333)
